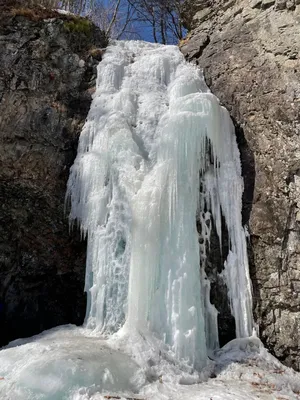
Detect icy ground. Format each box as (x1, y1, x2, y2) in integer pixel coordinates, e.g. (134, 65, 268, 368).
(0, 326, 299, 400)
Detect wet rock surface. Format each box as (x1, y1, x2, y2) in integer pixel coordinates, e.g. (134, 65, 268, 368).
(181, 0, 300, 370)
(0, 10, 106, 345)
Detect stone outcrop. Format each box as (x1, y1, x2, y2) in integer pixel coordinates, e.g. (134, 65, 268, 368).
(181, 0, 300, 370)
(0, 8, 106, 346)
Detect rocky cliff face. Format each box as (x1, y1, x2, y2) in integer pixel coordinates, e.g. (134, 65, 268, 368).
(181, 0, 300, 370)
(0, 8, 106, 346)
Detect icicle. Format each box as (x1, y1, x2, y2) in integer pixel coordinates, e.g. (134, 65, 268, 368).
(67, 40, 254, 369)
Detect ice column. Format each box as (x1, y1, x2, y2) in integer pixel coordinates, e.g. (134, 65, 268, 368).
(67, 40, 253, 369)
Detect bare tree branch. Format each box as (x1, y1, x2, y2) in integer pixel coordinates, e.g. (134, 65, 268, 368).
(105, 0, 121, 38)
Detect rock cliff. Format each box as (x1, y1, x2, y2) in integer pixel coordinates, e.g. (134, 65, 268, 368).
(0, 7, 106, 346)
(181, 0, 300, 370)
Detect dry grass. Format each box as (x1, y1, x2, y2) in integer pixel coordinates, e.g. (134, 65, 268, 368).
(2, 0, 59, 8)
(179, 32, 192, 48)
(1, 1, 89, 23)
(10, 6, 59, 20)
(88, 46, 103, 59)
(11, 7, 39, 19)
(0, 0, 61, 20)
(1, 0, 95, 26)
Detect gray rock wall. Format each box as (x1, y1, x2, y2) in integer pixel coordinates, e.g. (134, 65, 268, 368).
(181, 0, 300, 370)
(0, 10, 106, 345)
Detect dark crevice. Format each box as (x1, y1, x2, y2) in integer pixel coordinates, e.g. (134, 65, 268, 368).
(252, 0, 262, 8)
(207, 216, 236, 347)
(193, 35, 211, 60)
(261, 1, 275, 10)
(280, 204, 295, 276)
(232, 117, 261, 331)
(233, 118, 255, 226)
(198, 206, 236, 347)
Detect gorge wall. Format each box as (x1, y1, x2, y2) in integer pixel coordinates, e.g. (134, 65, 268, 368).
(0, 8, 106, 346)
(181, 0, 300, 370)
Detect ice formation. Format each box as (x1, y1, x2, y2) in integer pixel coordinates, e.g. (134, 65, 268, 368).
(67, 40, 254, 367)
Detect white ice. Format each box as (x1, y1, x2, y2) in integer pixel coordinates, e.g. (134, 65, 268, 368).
(67, 40, 253, 367)
(0, 326, 144, 400)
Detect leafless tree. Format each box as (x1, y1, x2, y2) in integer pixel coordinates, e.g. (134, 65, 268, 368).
(59, 0, 89, 14)
(88, 0, 137, 40)
(127, 0, 185, 44)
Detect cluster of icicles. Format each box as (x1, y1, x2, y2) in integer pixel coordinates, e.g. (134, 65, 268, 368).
(67, 40, 254, 370)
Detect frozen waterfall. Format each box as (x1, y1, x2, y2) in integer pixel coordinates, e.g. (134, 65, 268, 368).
(67, 40, 254, 369)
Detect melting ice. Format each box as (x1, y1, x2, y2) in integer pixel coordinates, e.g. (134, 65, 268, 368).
(2, 41, 298, 400)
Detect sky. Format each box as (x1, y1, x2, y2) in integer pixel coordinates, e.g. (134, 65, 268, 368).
(96, 0, 186, 44)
